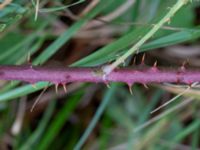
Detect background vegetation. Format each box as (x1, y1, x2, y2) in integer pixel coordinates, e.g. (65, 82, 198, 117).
(0, 0, 200, 149)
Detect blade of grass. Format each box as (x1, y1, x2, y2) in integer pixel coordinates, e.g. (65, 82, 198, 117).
(133, 119, 168, 150)
(0, 82, 49, 101)
(174, 119, 200, 142)
(33, 0, 113, 65)
(73, 27, 200, 66)
(128, 89, 164, 149)
(0, 22, 47, 64)
(16, 37, 45, 65)
(99, 115, 113, 149)
(106, 97, 135, 130)
(105, 0, 190, 74)
(65, 126, 80, 150)
(138, 90, 164, 124)
(191, 127, 200, 150)
(132, 98, 193, 134)
(39, 0, 85, 13)
(141, 28, 200, 52)
(37, 92, 82, 150)
(72, 27, 150, 66)
(19, 100, 56, 150)
(74, 83, 118, 150)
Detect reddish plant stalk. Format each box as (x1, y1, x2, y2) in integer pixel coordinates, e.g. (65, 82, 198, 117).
(0, 65, 199, 87)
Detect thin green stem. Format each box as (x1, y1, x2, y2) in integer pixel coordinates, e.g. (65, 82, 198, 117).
(74, 84, 117, 150)
(102, 0, 189, 75)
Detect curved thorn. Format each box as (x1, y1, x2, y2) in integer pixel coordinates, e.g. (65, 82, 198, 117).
(141, 53, 146, 64)
(55, 84, 59, 94)
(30, 65, 33, 69)
(181, 59, 189, 71)
(27, 52, 31, 64)
(105, 82, 110, 88)
(128, 84, 133, 95)
(153, 60, 157, 68)
(62, 84, 67, 93)
(143, 83, 149, 89)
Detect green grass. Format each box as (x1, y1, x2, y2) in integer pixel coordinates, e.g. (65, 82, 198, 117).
(0, 0, 200, 149)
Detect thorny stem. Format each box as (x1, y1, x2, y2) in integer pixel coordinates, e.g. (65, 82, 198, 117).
(0, 65, 200, 87)
(102, 0, 190, 75)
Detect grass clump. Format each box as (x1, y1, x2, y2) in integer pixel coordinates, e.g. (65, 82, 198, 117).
(0, 0, 200, 149)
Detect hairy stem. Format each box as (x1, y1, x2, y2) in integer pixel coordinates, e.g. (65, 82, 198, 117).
(0, 65, 199, 86)
(102, 0, 189, 75)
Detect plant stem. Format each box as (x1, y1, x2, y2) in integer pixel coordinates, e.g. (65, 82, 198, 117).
(0, 65, 199, 86)
(102, 0, 189, 75)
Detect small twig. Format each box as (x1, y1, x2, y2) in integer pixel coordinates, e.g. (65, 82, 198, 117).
(133, 98, 193, 133)
(79, 0, 100, 17)
(84, 0, 136, 29)
(27, 83, 83, 110)
(151, 82, 199, 114)
(30, 84, 49, 112)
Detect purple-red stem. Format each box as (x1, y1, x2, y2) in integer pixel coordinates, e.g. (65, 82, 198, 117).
(0, 65, 199, 87)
